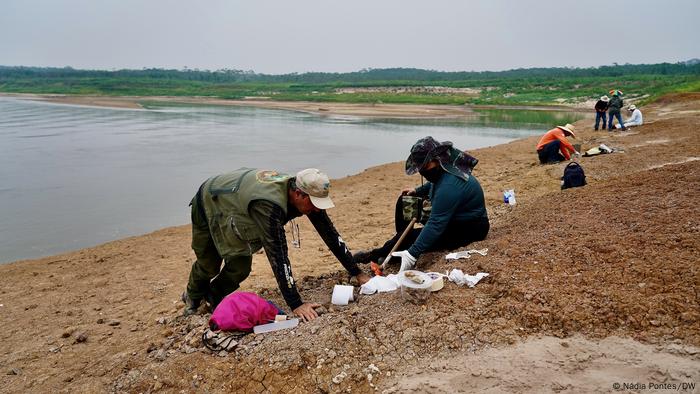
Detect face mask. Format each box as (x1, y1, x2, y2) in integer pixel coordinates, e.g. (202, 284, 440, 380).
(419, 166, 443, 183)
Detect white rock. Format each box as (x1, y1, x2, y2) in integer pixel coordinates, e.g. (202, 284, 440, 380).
(332, 371, 347, 384)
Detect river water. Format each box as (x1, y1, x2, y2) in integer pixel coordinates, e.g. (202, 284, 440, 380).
(0, 97, 582, 263)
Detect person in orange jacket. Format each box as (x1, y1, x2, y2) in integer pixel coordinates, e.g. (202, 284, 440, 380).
(536, 123, 579, 164)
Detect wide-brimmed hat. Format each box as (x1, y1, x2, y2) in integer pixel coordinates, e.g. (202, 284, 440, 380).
(557, 123, 577, 138)
(600, 95, 609, 102)
(296, 168, 334, 209)
(405, 136, 452, 175)
(628, 104, 637, 111)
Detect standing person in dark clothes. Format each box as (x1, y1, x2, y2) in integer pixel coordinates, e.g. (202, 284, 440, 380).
(353, 136, 488, 272)
(536, 123, 579, 164)
(594, 95, 610, 130)
(607, 90, 627, 131)
(182, 168, 370, 321)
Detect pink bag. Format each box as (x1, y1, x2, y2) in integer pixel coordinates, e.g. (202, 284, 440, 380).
(209, 292, 279, 332)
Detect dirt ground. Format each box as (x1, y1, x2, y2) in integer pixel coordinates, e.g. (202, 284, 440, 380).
(0, 93, 699, 393)
(392, 335, 700, 393)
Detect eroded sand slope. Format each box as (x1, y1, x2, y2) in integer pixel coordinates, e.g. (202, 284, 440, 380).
(0, 94, 698, 393)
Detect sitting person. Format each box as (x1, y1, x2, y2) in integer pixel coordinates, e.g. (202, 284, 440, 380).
(536, 124, 579, 164)
(623, 104, 643, 128)
(353, 136, 489, 272)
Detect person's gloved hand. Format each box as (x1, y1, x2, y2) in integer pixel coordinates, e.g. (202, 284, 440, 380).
(391, 250, 417, 272)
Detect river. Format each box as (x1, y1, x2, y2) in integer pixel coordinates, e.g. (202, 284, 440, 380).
(0, 97, 582, 263)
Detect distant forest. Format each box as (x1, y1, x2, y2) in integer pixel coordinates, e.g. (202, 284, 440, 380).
(1, 61, 698, 106)
(2, 62, 699, 84)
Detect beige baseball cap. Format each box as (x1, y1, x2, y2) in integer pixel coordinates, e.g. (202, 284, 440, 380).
(296, 168, 334, 209)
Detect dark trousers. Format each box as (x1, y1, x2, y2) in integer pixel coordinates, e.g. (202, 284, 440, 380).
(186, 188, 252, 308)
(594, 112, 607, 130)
(608, 111, 625, 130)
(537, 140, 565, 164)
(369, 196, 490, 262)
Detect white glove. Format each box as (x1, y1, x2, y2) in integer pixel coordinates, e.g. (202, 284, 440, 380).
(391, 250, 417, 272)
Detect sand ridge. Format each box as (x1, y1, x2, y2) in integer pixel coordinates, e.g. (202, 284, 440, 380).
(1, 92, 583, 119)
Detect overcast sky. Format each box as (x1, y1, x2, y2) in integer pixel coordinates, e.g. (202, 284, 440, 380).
(1, 0, 698, 74)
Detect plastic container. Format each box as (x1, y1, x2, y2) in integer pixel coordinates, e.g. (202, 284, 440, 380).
(503, 189, 516, 206)
(253, 318, 299, 334)
(398, 270, 433, 304)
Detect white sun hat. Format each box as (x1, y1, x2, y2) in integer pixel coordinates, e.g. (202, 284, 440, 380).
(556, 123, 577, 138)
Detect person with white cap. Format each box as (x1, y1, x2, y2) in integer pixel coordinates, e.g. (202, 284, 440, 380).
(182, 168, 370, 321)
(623, 104, 644, 128)
(594, 95, 610, 131)
(536, 124, 580, 164)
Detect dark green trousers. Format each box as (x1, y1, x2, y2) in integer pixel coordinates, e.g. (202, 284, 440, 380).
(186, 195, 252, 307)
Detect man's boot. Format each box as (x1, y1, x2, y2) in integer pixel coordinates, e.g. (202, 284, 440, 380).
(181, 291, 202, 316)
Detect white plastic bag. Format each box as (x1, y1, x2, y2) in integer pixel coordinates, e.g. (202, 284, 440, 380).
(445, 248, 488, 260)
(359, 276, 399, 295)
(447, 269, 489, 288)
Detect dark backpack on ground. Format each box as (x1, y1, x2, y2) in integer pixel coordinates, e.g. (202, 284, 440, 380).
(561, 162, 586, 189)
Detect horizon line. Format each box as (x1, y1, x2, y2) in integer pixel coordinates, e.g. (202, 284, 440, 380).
(1, 59, 699, 76)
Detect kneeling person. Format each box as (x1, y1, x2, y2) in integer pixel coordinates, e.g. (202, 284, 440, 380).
(354, 136, 489, 271)
(536, 123, 579, 164)
(183, 168, 370, 321)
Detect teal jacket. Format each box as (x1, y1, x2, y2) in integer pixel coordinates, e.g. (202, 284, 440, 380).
(407, 172, 487, 257)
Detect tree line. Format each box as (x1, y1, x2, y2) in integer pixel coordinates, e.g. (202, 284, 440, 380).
(1, 62, 698, 85)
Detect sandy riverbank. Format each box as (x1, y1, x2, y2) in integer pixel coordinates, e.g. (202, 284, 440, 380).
(1, 92, 583, 118)
(0, 93, 699, 393)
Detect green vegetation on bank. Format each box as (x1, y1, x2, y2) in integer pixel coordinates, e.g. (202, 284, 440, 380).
(1, 62, 698, 106)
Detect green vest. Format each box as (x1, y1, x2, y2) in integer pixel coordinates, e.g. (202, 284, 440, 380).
(201, 168, 290, 257)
